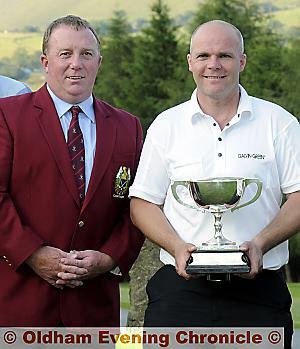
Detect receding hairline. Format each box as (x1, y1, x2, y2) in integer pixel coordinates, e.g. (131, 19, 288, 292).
(190, 20, 244, 53)
(42, 15, 101, 55)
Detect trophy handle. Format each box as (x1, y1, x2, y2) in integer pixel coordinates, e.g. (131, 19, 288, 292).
(171, 181, 198, 210)
(231, 178, 262, 211)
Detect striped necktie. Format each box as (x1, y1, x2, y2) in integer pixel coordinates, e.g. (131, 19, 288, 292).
(67, 106, 85, 205)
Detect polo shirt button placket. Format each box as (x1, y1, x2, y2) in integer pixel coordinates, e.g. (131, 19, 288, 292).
(216, 131, 226, 172)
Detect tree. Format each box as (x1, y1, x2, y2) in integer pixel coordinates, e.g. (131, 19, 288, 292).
(127, 239, 163, 326)
(123, 0, 181, 130)
(189, 0, 265, 39)
(126, 0, 183, 326)
(277, 38, 300, 118)
(241, 28, 285, 103)
(189, 0, 286, 103)
(161, 33, 195, 108)
(0, 48, 41, 80)
(93, 10, 134, 108)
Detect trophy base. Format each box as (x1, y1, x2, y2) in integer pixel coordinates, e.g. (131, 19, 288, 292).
(186, 250, 250, 276)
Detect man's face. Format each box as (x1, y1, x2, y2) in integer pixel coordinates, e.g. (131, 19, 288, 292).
(187, 23, 246, 102)
(41, 25, 101, 104)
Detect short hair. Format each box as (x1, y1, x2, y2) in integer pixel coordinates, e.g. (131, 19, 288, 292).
(190, 20, 244, 54)
(42, 15, 101, 54)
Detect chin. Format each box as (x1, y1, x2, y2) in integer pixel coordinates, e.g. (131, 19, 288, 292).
(67, 89, 90, 102)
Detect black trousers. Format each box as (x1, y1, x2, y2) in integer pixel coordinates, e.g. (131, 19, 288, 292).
(144, 265, 293, 349)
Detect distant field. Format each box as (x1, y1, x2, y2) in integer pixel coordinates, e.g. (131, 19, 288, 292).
(0, 3, 298, 62)
(0, 0, 298, 90)
(0, 0, 200, 31)
(0, 0, 299, 32)
(273, 7, 300, 27)
(0, 32, 41, 59)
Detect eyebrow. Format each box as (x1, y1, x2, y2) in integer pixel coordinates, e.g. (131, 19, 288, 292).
(192, 50, 235, 56)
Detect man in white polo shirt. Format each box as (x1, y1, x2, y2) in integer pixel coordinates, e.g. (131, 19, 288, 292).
(0, 75, 31, 97)
(129, 20, 300, 349)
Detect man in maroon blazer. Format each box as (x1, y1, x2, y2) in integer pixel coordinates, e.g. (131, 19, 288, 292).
(0, 15, 144, 326)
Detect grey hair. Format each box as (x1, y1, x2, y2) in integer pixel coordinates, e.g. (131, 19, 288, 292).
(42, 15, 101, 54)
(190, 20, 244, 53)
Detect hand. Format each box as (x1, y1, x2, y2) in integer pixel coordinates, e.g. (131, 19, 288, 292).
(26, 246, 87, 289)
(174, 242, 197, 280)
(239, 240, 263, 279)
(56, 250, 116, 285)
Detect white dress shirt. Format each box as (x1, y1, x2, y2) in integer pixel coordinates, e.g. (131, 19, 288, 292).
(47, 85, 96, 194)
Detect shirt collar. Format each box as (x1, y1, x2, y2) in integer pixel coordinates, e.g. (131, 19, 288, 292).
(237, 85, 253, 119)
(47, 85, 95, 123)
(189, 84, 253, 121)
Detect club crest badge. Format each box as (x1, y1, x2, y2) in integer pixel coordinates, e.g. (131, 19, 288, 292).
(113, 166, 131, 198)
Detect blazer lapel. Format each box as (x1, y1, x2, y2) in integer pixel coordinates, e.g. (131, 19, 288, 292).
(33, 86, 80, 207)
(83, 98, 116, 210)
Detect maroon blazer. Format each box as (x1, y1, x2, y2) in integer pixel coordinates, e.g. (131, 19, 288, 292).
(0, 84, 144, 326)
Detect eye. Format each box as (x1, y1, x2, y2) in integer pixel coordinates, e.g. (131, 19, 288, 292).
(60, 51, 71, 58)
(196, 54, 208, 60)
(82, 51, 93, 57)
(220, 54, 232, 58)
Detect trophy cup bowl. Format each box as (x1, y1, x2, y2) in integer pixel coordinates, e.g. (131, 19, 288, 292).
(171, 177, 262, 280)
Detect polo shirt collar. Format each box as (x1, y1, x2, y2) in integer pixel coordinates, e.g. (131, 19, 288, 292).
(237, 85, 253, 119)
(189, 84, 253, 121)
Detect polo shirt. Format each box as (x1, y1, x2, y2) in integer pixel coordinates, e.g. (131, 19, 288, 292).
(129, 85, 300, 270)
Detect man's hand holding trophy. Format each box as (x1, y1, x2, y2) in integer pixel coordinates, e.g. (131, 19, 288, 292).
(171, 177, 262, 281)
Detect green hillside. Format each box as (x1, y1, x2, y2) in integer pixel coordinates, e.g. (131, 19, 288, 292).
(0, 0, 299, 32)
(0, 0, 298, 60)
(0, 0, 200, 31)
(273, 7, 300, 27)
(0, 0, 298, 91)
(0, 32, 41, 58)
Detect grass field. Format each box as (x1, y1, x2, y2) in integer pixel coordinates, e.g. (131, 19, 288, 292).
(0, 0, 298, 61)
(0, 0, 299, 32)
(273, 7, 300, 28)
(289, 283, 300, 329)
(121, 282, 300, 328)
(0, 0, 201, 31)
(0, 32, 42, 59)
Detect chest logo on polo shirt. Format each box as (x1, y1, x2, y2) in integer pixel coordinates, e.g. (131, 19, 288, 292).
(113, 166, 131, 198)
(238, 153, 266, 160)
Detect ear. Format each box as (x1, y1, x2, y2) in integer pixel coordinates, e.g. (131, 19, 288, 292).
(187, 53, 192, 72)
(40, 54, 49, 73)
(239, 53, 247, 72)
(98, 55, 103, 68)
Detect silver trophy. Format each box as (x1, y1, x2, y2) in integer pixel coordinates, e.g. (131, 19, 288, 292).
(171, 177, 262, 280)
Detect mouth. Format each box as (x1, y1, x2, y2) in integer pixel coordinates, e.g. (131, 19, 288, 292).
(203, 75, 226, 79)
(67, 76, 84, 81)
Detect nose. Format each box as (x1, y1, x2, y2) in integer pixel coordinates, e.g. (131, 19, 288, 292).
(69, 54, 82, 69)
(207, 56, 221, 70)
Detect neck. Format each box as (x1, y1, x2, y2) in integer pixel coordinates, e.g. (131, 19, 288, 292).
(197, 89, 240, 130)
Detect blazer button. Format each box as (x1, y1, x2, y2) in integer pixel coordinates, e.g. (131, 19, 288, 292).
(78, 220, 85, 228)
